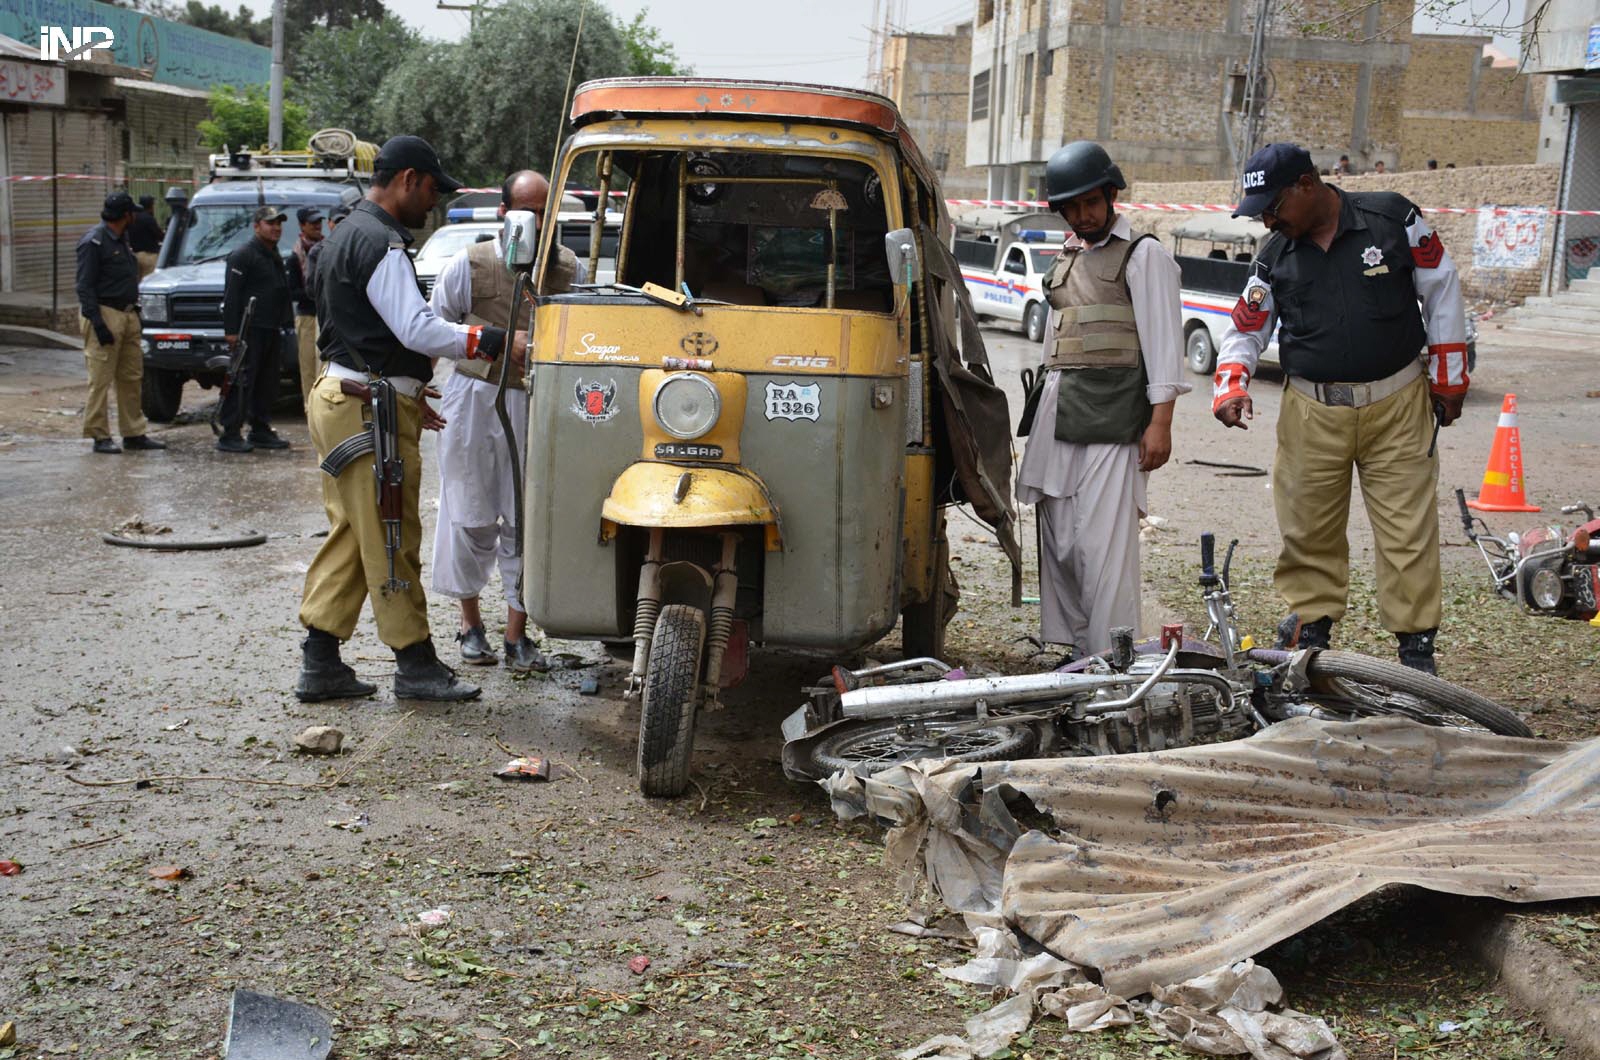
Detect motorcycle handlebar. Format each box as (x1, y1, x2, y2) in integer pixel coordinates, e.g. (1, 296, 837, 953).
(1455, 488, 1477, 540)
(1200, 532, 1216, 582)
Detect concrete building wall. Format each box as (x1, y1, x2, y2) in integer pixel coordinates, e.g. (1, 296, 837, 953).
(1399, 35, 1545, 171)
(967, 0, 1414, 191)
(1125, 164, 1561, 303)
(883, 26, 990, 199)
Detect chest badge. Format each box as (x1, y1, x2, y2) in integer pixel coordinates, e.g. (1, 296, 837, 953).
(1360, 245, 1383, 267)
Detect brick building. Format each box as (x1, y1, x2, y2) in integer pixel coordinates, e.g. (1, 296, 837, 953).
(881, 24, 989, 199)
(1400, 35, 1545, 171)
(966, 0, 1413, 196)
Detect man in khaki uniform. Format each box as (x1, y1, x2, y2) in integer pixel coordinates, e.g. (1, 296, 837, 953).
(1215, 144, 1468, 674)
(430, 170, 580, 671)
(295, 136, 527, 703)
(288, 206, 324, 405)
(76, 192, 165, 454)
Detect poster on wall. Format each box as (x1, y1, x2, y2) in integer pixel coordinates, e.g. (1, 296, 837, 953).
(1473, 206, 1545, 270)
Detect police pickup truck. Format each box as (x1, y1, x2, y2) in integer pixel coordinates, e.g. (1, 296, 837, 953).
(136, 148, 366, 421)
(954, 210, 1065, 342)
(1173, 215, 1475, 377)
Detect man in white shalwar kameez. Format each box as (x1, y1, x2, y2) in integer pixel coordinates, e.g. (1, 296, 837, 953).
(430, 170, 582, 670)
(1016, 142, 1189, 657)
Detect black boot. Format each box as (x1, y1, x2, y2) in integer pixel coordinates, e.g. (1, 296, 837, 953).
(394, 638, 482, 701)
(1276, 614, 1333, 650)
(1397, 628, 1439, 676)
(295, 629, 377, 702)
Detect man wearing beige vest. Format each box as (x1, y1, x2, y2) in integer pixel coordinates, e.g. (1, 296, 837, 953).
(430, 170, 581, 671)
(1016, 141, 1188, 657)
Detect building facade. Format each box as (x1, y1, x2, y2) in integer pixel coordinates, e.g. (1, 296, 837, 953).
(1400, 35, 1546, 170)
(882, 24, 989, 199)
(1523, 0, 1600, 293)
(966, 0, 1413, 196)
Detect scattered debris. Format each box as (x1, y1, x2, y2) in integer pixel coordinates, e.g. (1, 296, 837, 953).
(223, 988, 333, 1060)
(293, 726, 344, 755)
(418, 908, 452, 927)
(162, 718, 190, 731)
(0, 860, 22, 876)
(1187, 458, 1269, 477)
(113, 516, 172, 536)
(627, 955, 651, 975)
(578, 675, 600, 696)
(326, 814, 368, 832)
(0, 1021, 14, 1046)
(495, 756, 551, 782)
(102, 529, 268, 551)
(148, 865, 190, 881)
(549, 652, 594, 670)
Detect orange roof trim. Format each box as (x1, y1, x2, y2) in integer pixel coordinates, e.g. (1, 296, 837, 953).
(571, 78, 903, 135)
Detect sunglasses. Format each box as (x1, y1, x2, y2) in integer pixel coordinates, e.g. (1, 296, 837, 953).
(1261, 184, 1293, 220)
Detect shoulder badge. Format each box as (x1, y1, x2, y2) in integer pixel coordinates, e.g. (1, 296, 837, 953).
(1231, 277, 1271, 333)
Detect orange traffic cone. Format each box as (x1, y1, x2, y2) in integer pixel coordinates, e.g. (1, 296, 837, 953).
(1467, 393, 1540, 513)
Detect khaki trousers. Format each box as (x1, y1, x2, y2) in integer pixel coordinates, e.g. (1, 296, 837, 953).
(1273, 374, 1442, 634)
(298, 375, 431, 649)
(80, 305, 148, 440)
(295, 315, 320, 406)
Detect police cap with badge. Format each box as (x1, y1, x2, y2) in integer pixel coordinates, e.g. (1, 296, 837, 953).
(1233, 143, 1315, 218)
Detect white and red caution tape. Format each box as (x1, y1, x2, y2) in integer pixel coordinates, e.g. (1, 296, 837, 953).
(0, 173, 199, 185)
(942, 197, 1600, 217)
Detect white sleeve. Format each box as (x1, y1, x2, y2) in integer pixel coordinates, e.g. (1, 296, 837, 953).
(365, 247, 484, 361)
(1124, 240, 1192, 404)
(429, 248, 473, 325)
(1405, 208, 1469, 395)
(1214, 268, 1276, 409)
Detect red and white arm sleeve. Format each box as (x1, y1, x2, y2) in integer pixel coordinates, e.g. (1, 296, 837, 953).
(1406, 210, 1469, 397)
(1213, 273, 1275, 412)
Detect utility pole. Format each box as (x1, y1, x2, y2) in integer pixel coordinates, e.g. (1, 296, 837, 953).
(1230, 0, 1274, 175)
(268, 0, 284, 148)
(437, 0, 492, 29)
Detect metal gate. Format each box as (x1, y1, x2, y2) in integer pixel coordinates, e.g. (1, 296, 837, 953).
(1550, 99, 1599, 294)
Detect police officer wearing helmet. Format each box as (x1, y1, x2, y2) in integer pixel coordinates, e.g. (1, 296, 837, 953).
(76, 191, 165, 454)
(1016, 141, 1188, 657)
(1214, 143, 1469, 674)
(296, 135, 529, 704)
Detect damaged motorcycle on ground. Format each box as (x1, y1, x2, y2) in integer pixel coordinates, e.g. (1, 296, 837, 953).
(1457, 489, 1600, 626)
(782, 532, 1533, 780)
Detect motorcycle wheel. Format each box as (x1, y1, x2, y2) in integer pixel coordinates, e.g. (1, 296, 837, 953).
(637, 604, 706, 798)
(1304, 651, 1532, 737)
(808, 717, 1037, 777)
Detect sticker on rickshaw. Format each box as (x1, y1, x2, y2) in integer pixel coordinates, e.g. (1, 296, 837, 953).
(572, 379, 619, 424)
(765, 381, 821, 422)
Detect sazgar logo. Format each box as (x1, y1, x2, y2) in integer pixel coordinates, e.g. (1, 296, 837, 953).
(39, 27, 115, 61)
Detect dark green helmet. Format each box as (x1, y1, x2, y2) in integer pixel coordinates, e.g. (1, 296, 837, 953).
(1045, 141, 1126, 208)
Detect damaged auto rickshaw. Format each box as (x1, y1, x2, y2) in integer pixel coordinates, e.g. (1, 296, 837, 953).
(517, 78, 1019, 797)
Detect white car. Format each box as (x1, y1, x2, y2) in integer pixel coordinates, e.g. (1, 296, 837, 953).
(413, 218, 501, 300)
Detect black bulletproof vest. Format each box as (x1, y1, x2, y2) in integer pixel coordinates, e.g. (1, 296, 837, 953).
(315, 200, 432, 380)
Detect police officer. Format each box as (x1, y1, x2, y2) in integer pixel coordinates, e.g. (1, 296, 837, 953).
(127, 195, 165, 278)
(220, 205, 293, 453)
(430, 170, 581, 671)
(77, 191, 165, 454)
(1214, 143, 1469, 674)
(1016, 141, 1188, 656)
(295, 135, 527, 703)
(287, 206, 324, 406)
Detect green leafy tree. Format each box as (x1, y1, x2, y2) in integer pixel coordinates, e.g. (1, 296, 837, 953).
(620, 8, 689, 76)
(174, 1, 270, 45)
(199, 84, 311, 151)
(291, 15, 419, 138)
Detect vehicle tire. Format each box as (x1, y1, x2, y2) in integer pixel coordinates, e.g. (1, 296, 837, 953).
(809, 717, 1038, 777)
(1024, 301, 1047, 344)
(637, 603, 706, 798)
(901, 522, 954, 661)
(141, 368, 184, 423)
(1185, 325, 1216, 376)
(1304, 650, 1531, 737)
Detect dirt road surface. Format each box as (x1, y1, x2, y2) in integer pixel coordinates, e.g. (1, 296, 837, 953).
(1, 327, 1593, 1059)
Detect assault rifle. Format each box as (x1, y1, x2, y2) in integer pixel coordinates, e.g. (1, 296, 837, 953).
(208, 294, 256, 436)
(318, 374, 410, 595)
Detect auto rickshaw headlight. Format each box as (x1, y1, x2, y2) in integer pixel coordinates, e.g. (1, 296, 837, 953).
(653, 372, 721, 439)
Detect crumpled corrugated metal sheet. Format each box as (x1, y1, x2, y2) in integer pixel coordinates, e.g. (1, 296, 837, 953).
(827, 716, 1600, 997)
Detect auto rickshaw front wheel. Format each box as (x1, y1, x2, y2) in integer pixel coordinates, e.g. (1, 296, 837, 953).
(637, 603, 706, 798)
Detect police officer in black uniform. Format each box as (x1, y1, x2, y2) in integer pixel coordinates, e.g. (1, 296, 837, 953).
(77, 191, 165, 454)
(295, 135, 526, 703)
(1214, 143, 1470, 674)
(219, 205, 293, 453)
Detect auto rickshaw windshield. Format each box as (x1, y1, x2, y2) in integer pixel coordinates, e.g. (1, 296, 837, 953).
(545, 148, 894, 313)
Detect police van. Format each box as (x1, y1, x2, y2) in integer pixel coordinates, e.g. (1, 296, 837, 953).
(136, 145, 368, 421)
(952, 210, 1065, 343)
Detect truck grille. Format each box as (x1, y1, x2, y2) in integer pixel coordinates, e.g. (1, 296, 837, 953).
(170, 295, 224, 326)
